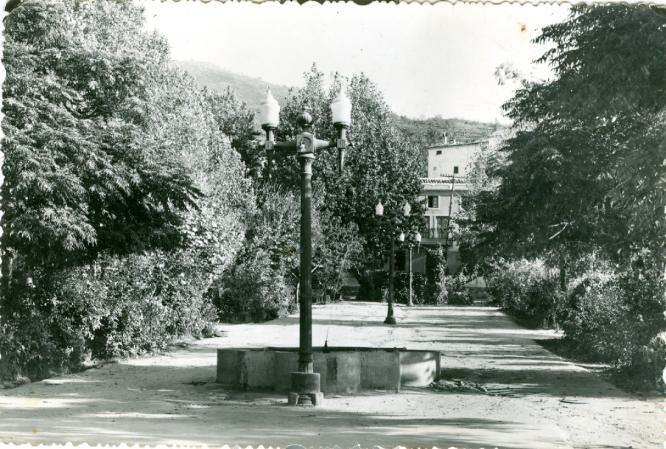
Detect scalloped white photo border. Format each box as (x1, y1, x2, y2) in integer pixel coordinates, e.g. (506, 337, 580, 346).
(0, 1, 663, 449)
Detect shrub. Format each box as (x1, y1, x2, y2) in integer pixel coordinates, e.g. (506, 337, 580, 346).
(356, 268, 387, 302)
(425, 246, 448, 304)
(446, 271, 474, 305)
(394, 272, 426, 305)
(559, 258, 666, 373)
(558, 269, 630, 362)
(630, 332, 666, 391)
(0, 249, 219, 382)
(0, 295, 80, 382)
(211, 248, 296, 323)
(210, 187, 299, 323)
(312, 213, 363, 303)
(486, 258, 562, 327)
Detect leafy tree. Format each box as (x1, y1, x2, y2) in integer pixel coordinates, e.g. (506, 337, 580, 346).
(147, 64, 253, 286)
(1, 0, 200, 279)
(458, 128, 511, 270)
(471, 5, 666, 387)
(268, 66, 425, 300)
(475, 5, 666, 280)
(312, 206, 363, 302)
(206, 88, 260, 179)
(0, 0, 254, 379)
(211, 186, 299, 322)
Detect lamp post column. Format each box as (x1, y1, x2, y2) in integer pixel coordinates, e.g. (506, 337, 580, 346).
(386, 238, 396, 324)
(408, 244, 414, 307)
(298, 153, 315, 373)
(259, 89, 351, 407)
(288, 117, 324, 407)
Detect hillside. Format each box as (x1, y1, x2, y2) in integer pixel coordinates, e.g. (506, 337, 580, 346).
(176, 60, 499, 147)
(173, 60, 292, 111)
(393, 114, 499, 147)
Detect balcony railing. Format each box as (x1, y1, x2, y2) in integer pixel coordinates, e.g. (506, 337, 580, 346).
(421, 176, 468, 184)
(423, 227, 449, 240)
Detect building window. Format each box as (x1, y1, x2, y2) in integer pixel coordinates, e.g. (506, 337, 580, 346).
(428, 216, 450, 239)
(453, 166, 459, 174)
(436, 216, 450, 239)
(436, 150, 442, 155)
(427, 196, 439, 208)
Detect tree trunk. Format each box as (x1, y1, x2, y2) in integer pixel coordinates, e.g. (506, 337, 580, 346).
(558, 252, 566, 292)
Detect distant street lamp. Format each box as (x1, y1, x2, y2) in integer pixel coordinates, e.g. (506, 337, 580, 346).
(375, 200, 396, 325)
(399, 230, 421, 307)
(375, 200, 418, 320)
(259, 88, 351, 406)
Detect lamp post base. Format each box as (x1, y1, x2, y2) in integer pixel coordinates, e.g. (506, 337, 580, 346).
(287, 391, 324, 406)
(287, 371, 323, 406)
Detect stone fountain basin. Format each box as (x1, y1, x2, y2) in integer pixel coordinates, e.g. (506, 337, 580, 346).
(216, 346, 440, 394)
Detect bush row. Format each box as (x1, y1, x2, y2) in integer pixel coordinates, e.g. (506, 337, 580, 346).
(486, 256, 666, 390)
(0, 251, 217, 383)
(486, 258, 561, 327)
(356, 246, 476, 306)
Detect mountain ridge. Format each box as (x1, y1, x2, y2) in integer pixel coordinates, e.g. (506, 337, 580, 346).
(173, 60, 293, 110)
(175, 59, 499, 145)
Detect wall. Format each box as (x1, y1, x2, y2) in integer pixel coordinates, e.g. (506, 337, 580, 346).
(426, 142, 481, 178)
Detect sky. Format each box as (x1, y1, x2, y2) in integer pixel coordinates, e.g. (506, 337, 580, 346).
(141, 1, 571, 123)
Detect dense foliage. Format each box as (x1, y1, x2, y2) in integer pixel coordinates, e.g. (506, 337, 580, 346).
(211, 188, 298, 322)
(242, 65, 426, 304)
(0, 0, 250, 383)
(472, 4, 666, 389)
(1, 1, 200, 274)
(486, 258, 562, 328)
(476, 5, 666, 269)
(424, 246, 448, 304)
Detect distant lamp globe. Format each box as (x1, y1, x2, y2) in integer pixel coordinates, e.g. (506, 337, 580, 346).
(415, 232, 422, 244)
(259, 89, 280, 128)
(330, 89, 352, 126)
(375, 201, 384, 217)
(403, 202, 411, 217)
(398, 232, 406, 242)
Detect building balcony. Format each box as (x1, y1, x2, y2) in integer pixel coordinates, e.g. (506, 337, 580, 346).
(421, 177, 469, 192)
(422, 175, 467, 183)
(421, 227, 451, 245)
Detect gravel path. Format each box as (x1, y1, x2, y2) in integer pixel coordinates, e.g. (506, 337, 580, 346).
(0, 302, 660, 448)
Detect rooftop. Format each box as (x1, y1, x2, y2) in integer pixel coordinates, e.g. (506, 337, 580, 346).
(426, 141, 484, 150)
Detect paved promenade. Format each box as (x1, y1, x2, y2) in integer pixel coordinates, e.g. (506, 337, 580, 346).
(0, 303, 660, 448)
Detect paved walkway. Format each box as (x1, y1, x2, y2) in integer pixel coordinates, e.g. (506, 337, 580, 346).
(0, 303, 661, 448)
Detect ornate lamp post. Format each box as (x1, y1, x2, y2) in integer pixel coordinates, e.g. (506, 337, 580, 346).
(259, 88, 351, 406)
(375, 200, 396, 325)
(399, 229, 421, 307)
(375, 200, 419, 320)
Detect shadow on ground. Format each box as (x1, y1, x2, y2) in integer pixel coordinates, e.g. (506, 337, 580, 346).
(0, 302, 658, 448)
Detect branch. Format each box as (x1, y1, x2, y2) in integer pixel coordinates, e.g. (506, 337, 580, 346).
(548, 222, 570, 240)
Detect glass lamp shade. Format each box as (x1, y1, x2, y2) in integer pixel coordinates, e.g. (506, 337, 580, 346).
(398, 232, 406, 242)
(375, 201, 384, 217)
(330, 90, 352, 126)
(403, 202, 411, 216)
(259, 89, 280, 128)
(415, 232, 422, 243)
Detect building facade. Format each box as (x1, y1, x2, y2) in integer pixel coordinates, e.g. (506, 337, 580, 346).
(419, 140, 484, 273)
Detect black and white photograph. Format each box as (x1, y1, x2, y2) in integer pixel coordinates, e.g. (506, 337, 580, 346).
(0, 0, 663, 447)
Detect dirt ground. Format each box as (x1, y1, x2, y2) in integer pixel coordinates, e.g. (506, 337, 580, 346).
(0, 302, 661, 449)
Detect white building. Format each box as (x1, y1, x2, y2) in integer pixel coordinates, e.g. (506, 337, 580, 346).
(419, 140, 484, 272)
